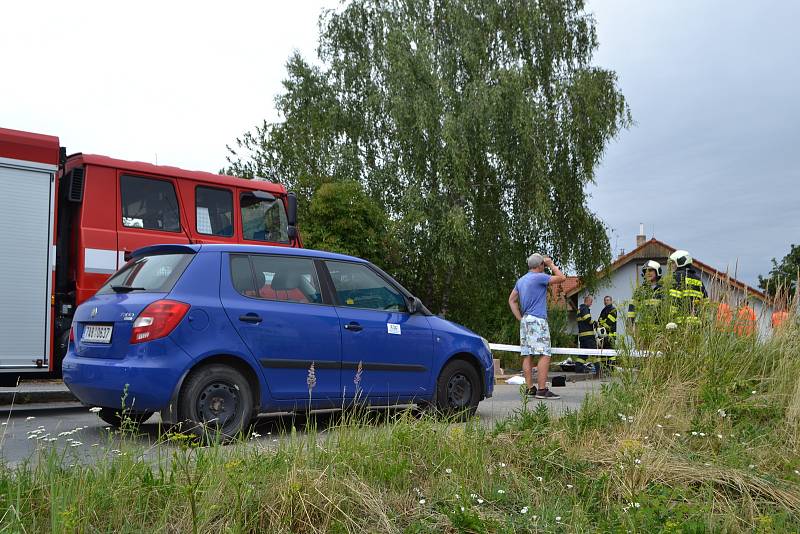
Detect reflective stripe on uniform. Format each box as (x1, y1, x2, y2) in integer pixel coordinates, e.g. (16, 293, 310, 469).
(607, 314, 617, 323)
(579, 331, 595, 337)
(669, 289, 683, 298)
(577, 314, 592, 321)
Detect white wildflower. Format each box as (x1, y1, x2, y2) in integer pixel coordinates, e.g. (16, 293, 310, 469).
(25, 416, 35, 421)
(419, 499, 426, 504)
(251, 432, 261, 439)
(691, 431, 698, 436)
(749, 464, 755, 469)
(497, 489, 505, 494)
(704, 462, 711, 466)
(751, 390, 756, 395)
(656, 424, 663, 428)
(699, 432, 705, 437)
(717, 434, 723, 439)
(717, 409, 727, 418)
(455, 494, 460, 499)
(536, 476, 543, 482)
(566, 484, 574, 489)
(556, 516, 562, 521)
(634, 503, 640, 509)
(477, 498, 484, 504)
(498, 462, 506, 467)
(460, 506, 465, 512)
(520, 506, 528, 514)
(794, 470, 799, 475)
(674, 433, 681, 437)
(445, 468, 452, 474)
(634, 459, 641, 465)
(470, 494, 478, 499)
(71, 441, 82, 447)
(664, 414, 672, 419)
(89, 407, 102, 413)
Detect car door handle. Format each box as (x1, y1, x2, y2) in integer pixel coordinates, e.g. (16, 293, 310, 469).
(239, 313, 262, 324)
(344, 322, 363, 332)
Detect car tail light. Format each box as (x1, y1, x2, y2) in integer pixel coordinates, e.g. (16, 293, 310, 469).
(130, 300, 190, 344)
(69, 326, 74, 342)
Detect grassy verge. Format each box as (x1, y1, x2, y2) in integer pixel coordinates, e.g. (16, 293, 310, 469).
(2, 320, 800, 532)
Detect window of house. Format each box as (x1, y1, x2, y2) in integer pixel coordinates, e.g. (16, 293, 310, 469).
(120, 175, 181, 232)
(325, 261, 407, 312)
(196, 186, 233, 237)
(240, 193, 289, 243)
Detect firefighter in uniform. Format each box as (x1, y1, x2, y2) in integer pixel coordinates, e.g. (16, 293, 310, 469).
(597, 295, 617, 367)
(575, 295, 596, 372)
(627, 260, 664, 345)
(667, 250, 707, 326)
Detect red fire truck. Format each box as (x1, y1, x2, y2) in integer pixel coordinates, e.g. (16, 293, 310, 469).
(0, 127, 299, 385)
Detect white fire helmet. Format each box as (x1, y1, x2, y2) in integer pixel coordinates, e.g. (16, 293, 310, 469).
(641, 260, 662, 278)
(669, 250, 693, 269)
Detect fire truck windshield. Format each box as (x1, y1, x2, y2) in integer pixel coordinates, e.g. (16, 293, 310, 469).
(240, 193, 289, 243)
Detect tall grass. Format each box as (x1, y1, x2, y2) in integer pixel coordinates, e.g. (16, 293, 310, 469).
(1, 308, 799, 532)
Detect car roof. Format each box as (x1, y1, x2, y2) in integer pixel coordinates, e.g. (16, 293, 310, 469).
(131, 243, 368, 263)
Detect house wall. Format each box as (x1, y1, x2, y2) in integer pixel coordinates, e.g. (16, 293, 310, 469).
(571, 265, 775, 342)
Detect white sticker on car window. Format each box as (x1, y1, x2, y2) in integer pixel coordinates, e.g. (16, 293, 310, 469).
(387, 323, 401, 335)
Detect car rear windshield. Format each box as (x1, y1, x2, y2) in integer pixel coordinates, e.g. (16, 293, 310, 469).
(97, 253, 193, 294)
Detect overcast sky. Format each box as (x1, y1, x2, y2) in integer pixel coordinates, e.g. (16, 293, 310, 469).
(3, 1, 796, 286)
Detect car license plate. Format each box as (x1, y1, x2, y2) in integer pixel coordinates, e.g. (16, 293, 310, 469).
(82, 325, 113, 344)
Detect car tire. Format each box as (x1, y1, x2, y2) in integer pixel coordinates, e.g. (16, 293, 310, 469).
(177, 364, 254, 442)
(98, 408, 154, 428)
(434, 359, 481, 421)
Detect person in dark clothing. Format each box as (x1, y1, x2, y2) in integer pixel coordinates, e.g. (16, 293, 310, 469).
(627, 260, 665, 347)
(575, 295, 596, 372)
(598, 295, 618, 349)
(668, 250, 707, 326)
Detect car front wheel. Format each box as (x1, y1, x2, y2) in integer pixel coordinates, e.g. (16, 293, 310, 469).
(435, 359, 481, 420)
(177, 364, 254, 441)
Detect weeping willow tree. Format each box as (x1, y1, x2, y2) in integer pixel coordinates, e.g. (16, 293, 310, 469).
(226, 0, 630, 338)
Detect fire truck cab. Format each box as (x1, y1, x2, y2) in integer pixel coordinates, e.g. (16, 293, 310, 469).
(0, 127, 299, 385)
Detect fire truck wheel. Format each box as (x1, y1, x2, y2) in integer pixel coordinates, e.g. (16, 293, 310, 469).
(97, 408, 154, 428)
(177, 364, 254, 443)
(53, 330, 70, 377)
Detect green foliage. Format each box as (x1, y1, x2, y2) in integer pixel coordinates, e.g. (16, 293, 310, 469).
(4, 319, 800, 531)
(302, 181, 394, 263)
(226, 0, 629, 339)
(759, 243, 799, 301)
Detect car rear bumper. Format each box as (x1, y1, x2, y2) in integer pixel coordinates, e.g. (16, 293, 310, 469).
(62, 338, 191, 412)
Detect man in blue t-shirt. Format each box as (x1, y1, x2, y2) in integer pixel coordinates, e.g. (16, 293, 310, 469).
(508, 253, 566, 399)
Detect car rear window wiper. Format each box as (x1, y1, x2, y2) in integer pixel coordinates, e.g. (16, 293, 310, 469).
(110, 285, 147, 293)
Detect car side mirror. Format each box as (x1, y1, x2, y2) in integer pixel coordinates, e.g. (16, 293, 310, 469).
(286, 192, 298, 241)
(408, 296, 421, 314)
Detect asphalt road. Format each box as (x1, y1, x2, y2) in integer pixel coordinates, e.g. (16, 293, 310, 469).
(0, 380, 605, 466)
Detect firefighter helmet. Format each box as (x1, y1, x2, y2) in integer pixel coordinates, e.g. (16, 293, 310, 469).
(641, 260, 662, 278)
(669, 250, 693, 268)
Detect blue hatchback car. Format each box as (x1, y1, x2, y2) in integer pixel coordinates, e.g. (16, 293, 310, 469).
(63, 244, 494, 437)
